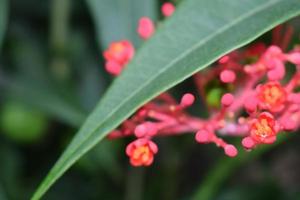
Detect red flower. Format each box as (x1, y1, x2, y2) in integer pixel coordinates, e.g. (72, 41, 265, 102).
(257, 81, 287, 112)
(250, 112, 277, 144)
(103, 40, 135, 75)
(126, 138, 158, 167)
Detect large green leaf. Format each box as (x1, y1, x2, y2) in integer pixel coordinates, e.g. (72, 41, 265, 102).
(0, 0, 8, 49)
(32, 0, 300, 199)
(86, 0, 158, 48)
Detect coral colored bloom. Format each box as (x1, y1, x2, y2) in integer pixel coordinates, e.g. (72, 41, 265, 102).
(104, 40, 134, 64)
(250, 112, 277, 144)
(257, 81, 287, 112)
(103, 40, 135, 75)
(137, 17, 155, 40)
(126, 139, 158, 167)
(161, 2, 175, 17)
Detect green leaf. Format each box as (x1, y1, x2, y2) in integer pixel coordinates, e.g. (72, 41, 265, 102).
(0, 0, 8, 49)
(32, 0, 300, 199)
(86, 0, 158, 48)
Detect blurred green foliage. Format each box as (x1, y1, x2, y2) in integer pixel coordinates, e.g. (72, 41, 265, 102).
(0, 101, 48, 143)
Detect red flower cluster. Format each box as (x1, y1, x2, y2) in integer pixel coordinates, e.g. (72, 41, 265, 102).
(102, 3, 300, 167)
(103, 40, 135, 75)
(103, 2, 175, 75)
(126, 138, 158, 166)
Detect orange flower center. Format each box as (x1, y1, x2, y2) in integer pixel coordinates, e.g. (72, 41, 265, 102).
(111, 43, 125, 54)
(263, 86, 283, 104)
(258, 82, 286, 108)
(253, 118, 273, 138)
(132, 145, 152, 163)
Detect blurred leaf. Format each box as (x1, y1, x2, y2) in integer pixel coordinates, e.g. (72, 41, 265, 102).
(77, 140, 122, 181)
(1, 21, 121, 178)
(86, 0, 158, 48)
(0, 0, 8, 50)
(32, 0, 300, 199)
(69, 31, 109, 112)
(0, 76, 86, 127)
(0, 184, 8, 200)
(216, 183, 283, 200)
(8, 25, 49, 82)
(0, 144, 22, 199)
(0, 101, 48, 143)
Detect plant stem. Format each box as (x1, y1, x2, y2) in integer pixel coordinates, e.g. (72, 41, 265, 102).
(49, 0, 71, 81)
(0, 0, 8, 51)
(124, 167, 145, 200)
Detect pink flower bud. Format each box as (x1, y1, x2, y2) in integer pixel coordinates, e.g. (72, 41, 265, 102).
(244, 96, 258, 113)
(134, 124, 148, 137)
(224, 144, 238, 157)
(134, 122, 158, 137)
(105, 60, 122, 76)
(267, 60, 285, 81)
(288, 93, 300, 104)
(195, 130, 210, 143)
(180, 93, 195, 107)
(220, 70, 236, 83)
(242, 137, 256, 149)
(145, 122, 158, 136)
(221, 93, 234, 107)
(161, 2, 175, 17)
(267, 45, 282, 56)
(137, 17, 155, 40)
(137, 108, 147, 117)
(286, 52, 300, 64)
(218, 55, 230, 64)
(281, 117, 297, 131)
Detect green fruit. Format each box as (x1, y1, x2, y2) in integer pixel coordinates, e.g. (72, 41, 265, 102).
(0, 102, 48, 143)
(206, 88, 223, 108)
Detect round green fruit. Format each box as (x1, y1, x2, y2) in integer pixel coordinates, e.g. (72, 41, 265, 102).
(0, 102, 48, 143)
(206, 88, 223, 108)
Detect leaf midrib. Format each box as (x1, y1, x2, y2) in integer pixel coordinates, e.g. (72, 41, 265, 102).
(50, 0, 281, 179)
(74, 0, 278, 146)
